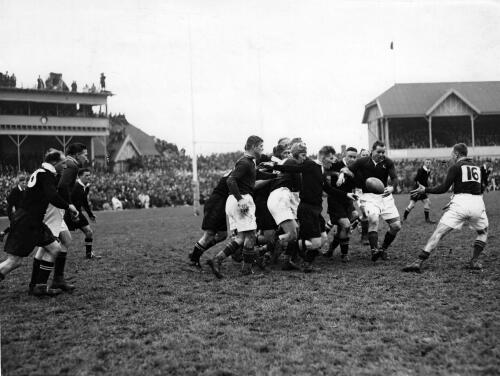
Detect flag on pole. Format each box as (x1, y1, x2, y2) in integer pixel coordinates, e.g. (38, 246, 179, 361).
(390, 41, 394, 50)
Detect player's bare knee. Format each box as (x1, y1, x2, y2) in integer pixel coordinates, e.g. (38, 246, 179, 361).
(215, 231, 227, 243)
(389, 221, 402, 233)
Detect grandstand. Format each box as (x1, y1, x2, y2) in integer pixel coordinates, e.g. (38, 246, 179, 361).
(0, 72, 111, 172)
(363, 82, 500, 159)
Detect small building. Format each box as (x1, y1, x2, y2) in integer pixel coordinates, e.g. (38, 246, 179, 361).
(94, 114, 160, 172)
(362, 81, 500, 159)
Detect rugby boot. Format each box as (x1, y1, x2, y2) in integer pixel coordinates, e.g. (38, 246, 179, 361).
(206, 258, 224, 279)
(241, 261, 253, 276)
(51, 277, 76, 292)
(302, 261, 314, 273)
(371, 248, 381, 262)
(281, 255, 301, 271)
(468, 259, 483, 270)
(188, 249, 203, 269)
(340, 253, 350, 263)
(379, 249, 389, 261)
(86, 252, 102, 260)
(30, 284, 63, 297)
(402, 259, 423, 273)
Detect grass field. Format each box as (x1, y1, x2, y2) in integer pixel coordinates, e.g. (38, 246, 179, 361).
(1, 193, 499, 376)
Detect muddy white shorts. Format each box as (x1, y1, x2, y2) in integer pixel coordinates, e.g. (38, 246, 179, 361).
(44, 204, 69, 236)
(267, 187, 299, 225)
(225, 194, 257, 232)
(360, 193, 400, 222)
(440, 194, 488, 230)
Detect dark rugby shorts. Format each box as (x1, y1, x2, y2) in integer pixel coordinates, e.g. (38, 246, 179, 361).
(65, 212, 90, 231)
(298, 202, 324, 239)
(4, 210, 58, 257)
(202, 194, 227, 232)
(411, 192, 428, 201)
(328, 198, 356, 223)
(255, 192, 276, 231)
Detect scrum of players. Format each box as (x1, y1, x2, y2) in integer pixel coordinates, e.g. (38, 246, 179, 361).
(0, 137, 490, 296)
(189, 136, 490, 278)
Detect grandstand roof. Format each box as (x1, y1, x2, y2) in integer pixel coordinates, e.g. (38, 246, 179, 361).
(362, 81, 500, 122)
(94, 115, 160, 161)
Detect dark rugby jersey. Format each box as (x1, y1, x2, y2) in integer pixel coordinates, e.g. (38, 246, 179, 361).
(211, 172, 231, 198)
(349, 156, 398, 192)
(72, 181, 94, 218)
(425, 157, 482, 195)
(269, 158, 301, 192)
(227, 155, 276, 201)
(57, 156, 80, 204)
(414, 166, 431, 188)
(272, 158, 348, 206)
(6, 186, 26, 219)
(20, 164, 70, 221)
(326, 159, 356, 193)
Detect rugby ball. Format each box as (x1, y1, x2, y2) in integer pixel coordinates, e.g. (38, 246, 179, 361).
(365, 177, 385, 194)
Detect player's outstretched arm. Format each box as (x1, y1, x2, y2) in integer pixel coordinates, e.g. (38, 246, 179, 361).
(413, 167, 455, 196)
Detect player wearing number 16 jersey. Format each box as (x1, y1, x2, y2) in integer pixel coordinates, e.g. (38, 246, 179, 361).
(403, 143, 489, 273)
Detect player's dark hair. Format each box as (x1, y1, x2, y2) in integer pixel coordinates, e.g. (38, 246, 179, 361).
(245, 135, 263, 151)
(277, 137, 290, 146)
(44, 149, 63, 164)
(290, 137, 303, 144)
(346, 147, 358, 153)
(453, 143, 468, 156)
(372, 140, 385, 150)
(67, 142, 87, 156)
(78, 168, 91, 177)
(319, 145, 336, 156)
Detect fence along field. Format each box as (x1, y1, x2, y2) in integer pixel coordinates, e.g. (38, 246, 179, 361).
(0, 193, 499, 376)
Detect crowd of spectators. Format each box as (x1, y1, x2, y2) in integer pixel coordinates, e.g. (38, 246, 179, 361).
(0, 71, 16, 88)
(1, 154, 499, 217)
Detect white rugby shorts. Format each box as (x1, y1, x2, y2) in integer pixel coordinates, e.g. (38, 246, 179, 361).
(44, 204, 69, 236)
(360, 193, 400, 222)
(440, 194, 488, 230)
(225, 194, 257, 232)
(267, 187, 298, 225)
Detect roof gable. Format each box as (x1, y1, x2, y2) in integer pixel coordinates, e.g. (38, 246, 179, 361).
(363, 81, 500, 122)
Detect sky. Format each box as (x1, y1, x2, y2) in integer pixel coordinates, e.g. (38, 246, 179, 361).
(1, 0, 500, 156)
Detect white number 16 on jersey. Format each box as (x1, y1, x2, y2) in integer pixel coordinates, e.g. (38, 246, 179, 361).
(461, 165, 481, 183)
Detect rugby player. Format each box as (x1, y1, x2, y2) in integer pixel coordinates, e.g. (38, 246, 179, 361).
(64, 168, 99, 259)
(403, 158, 435, 223)
(33, 143, 88, 292)
(0, 150, 78, 296)
(348, 141, 401, 261)
(265, 145, 357, 272)
(207, 135, 275, 277)
(0, 174, 27, 242)
(324, 147, 358, 261)
(188, 171, 230, 268)
(267, 142, 304, 270)
(403, 143, 489, 272)
(358, 148, 370, 245)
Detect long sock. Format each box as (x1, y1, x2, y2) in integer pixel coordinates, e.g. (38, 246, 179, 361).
(54, 253, 67, 279)
(36, 260, 54, 285)
(361, 220, 368, 236)
(242, 247, 257, 264)
(340, 237, 349, 255)
(222, 240, 240, 257)
(305, 248, 319, 263)
(0, 272, 4, 281)
(85, 237, 93, 256)
(424, 209, 430, 221)
(368, 231, 378, 250)
(30, 258, 42, 287)
(381, 231, 397, 250)
(418, 250, 430, 260)
(192, 241, 207, 259)
(472, 240, 486, 259)
(329, 236, 340, 252)
(403, 208, 411, 220)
